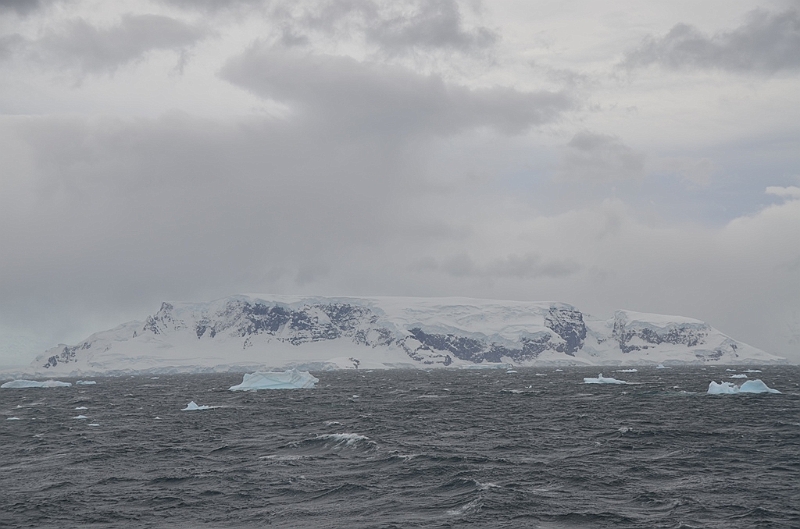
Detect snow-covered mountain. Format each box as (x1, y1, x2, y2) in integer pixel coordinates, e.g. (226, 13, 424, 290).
(28, 295, 784, 375)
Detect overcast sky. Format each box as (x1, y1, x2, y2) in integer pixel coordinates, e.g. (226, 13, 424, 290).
(1, 0, 798, 367)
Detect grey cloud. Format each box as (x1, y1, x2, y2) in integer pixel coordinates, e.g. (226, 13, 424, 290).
(362, 0, 497, 55)
(257, 0, 496, 55)
(558, 131, 644, 182)
(623, 8, 800, 74)
(221, 47, 573, 135)
(0, 0, 61, 16)
(162, 0, 497, 58)
(29, 14, 209, 74)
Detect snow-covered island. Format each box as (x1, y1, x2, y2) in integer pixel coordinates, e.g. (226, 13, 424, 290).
(13, 295, 786, 376)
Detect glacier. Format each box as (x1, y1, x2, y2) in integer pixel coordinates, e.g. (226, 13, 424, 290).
(229, 369, 319, 391)
(11, 294, 786, 376)
(707, 379, 781, 394)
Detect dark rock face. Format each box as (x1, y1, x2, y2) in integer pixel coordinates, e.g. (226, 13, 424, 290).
(43, 343, 85, 368)
(544, 306, 587, 355)
(612, 318, 708, 354)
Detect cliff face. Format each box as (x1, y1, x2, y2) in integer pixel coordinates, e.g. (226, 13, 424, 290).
(34, 295, 783, 374)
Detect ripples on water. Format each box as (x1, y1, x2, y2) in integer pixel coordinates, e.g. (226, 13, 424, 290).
(2, 367, 799, 528)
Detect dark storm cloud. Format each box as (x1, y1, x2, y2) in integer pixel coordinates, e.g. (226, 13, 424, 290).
(221, 47, 573, 135)
(558, 131, 644, 182)
(20, 14, 209, 74)
(623, 7, 800, 74)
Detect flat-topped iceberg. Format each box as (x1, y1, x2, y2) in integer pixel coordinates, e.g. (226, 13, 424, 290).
(707, 379, 780, 395)
(229, 369, 319, 391)
(584, 374, 627, 384)
(1, 379, 72, 389)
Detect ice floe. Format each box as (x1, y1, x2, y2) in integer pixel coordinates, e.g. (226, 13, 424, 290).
(76, 380, 96, 385)
(584, 374, 627, 384)
(73, 415, 88, 419)
(75, 406, 88, 410)
(229, 369, 319, 391)
(707, 379, 781, 395)
(729, 374, 748, 379)
(1, 379, 72, 388)
(6, 417, 21, 420)
(617, 369, 638, 373)
(182, 401, 216, 411)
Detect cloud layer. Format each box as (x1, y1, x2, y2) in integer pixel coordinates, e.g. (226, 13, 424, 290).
(0, 1, 798, 366)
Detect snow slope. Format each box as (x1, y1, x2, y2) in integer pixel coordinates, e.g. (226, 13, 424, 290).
(20, 295, 785, 376)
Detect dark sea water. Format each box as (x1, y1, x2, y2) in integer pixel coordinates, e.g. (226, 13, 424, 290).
(2, 366, 799, 528)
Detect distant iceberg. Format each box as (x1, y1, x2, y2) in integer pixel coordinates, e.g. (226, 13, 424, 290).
(229, 369, 319, 391)
(76, 380, 96, 385)
(707, 379, 781, 395)
(1, 379, 72, 389)
(584, 374, 627, 384)
(182, 401, 215, 411)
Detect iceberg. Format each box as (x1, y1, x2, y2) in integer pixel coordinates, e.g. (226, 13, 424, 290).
(229, 369, 319, 391)
(182, 401, 215, 411)
(584, 374, 627, 384)
(729, 374, 747, 379)
(1, 379, 72, 389)
(707, 379, 781, 395)
(76, 380, 96, 385)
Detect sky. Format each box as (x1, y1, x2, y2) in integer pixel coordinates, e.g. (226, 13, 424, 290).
(0, 0, 798, 367)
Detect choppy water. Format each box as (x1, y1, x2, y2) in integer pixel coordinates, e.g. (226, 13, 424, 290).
(2, 366, 799, 528)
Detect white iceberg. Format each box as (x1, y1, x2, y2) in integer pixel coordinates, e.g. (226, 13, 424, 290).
(229, 369, 319, 391)
(707, 379, 781, 395)
(729, 374, 748, 379)
(1, 379, 72, 389)
(73, 415, 88, 419)
(182, 401, 215, 411)
(584, 374, 627, 384)
(76, 380, 96, 385)
(617, 369, 638, 373)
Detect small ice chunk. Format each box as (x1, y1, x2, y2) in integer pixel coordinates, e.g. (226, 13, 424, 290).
(506, 370, 517, 374)
(88, 423, 100, 427)
(182, 401, 214, 411)
(745, 369, 762, 373)
(6, 417, 21, 420)
(584, 374, 627, 384)
(729, 374, 748, 379)
(75, 406, 88, 410)
(73, 415, 88, 419)
(1, 379, 72, 389)
(76, 380, 96, 385)
(617, 369, 638, 373)
(707, 379, 780, 395)
(656, 364, 668, 369)
(229, 369, 319, 391)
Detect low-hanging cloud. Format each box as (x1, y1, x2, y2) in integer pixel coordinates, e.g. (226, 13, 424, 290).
(221, 46, 574, 135)
(623, 7, 800, 74)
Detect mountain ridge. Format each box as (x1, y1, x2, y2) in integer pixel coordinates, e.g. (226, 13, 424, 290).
(21, 295, 786, 375)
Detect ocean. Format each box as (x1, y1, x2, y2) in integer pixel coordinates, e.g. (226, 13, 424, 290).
(2, 366, 798, 528)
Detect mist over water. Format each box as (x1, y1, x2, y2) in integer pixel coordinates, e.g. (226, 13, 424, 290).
(2, 367, 799, 528)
